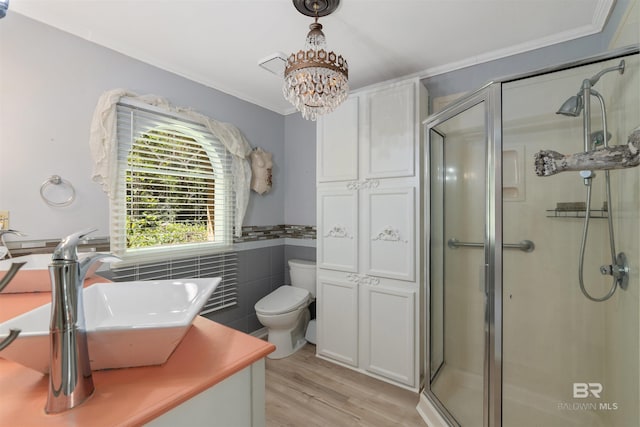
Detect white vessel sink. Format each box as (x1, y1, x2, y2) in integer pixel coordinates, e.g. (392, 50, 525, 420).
(0, 253, 105, 293)
(0, 278, 220, 373)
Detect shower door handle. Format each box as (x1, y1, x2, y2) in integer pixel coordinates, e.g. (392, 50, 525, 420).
(447, 238, 535, 253)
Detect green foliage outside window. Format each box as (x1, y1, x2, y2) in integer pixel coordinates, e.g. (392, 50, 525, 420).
(125, 129, 216, 250)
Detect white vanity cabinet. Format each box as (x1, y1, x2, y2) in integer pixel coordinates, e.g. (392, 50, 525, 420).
(147, 361, 266, 427)
(316, 78, 425, 390)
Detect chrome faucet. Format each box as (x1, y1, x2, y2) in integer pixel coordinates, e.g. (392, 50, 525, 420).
(46, 228, 117, 414)
(0, 228, 26, 259)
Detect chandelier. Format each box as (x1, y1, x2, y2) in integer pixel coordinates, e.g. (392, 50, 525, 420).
(283, 0, 349, 121)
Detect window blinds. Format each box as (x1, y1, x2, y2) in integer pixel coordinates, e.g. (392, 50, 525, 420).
(114, 102, 235, 260)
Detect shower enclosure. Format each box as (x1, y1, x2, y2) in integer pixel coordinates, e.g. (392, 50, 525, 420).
(420, 48, 639, 427)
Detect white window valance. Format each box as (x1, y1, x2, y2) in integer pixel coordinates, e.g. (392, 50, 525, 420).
(89, 89, 253, 237)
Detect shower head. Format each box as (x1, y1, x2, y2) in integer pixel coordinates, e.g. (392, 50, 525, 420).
(556, 95, 583, 117)
(556, 60, 625, 118)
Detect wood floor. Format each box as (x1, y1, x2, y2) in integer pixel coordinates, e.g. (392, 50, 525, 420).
(265, 344, 426, 427)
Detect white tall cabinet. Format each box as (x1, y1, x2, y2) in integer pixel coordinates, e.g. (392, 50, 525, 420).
(316, 79, 426, 390)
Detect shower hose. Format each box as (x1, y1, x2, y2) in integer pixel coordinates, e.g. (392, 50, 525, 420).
(578, 170, 618, 302)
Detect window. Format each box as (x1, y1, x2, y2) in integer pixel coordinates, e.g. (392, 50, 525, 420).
(113, 102, 234, 263)
(89, 97, 241, 314)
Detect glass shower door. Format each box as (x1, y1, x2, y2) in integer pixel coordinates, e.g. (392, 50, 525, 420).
(426, 87, 499, 427)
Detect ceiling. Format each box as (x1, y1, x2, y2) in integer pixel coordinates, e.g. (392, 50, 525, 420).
(11, 0, 615, 115)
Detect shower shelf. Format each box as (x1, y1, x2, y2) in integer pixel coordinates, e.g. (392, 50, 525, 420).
(546, 209, 608, 219)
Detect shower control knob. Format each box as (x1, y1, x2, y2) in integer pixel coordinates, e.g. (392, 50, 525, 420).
(600, 265, 613, 275)
(579, 170, 595, 179)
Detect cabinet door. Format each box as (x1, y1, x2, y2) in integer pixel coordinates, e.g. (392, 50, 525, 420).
(362, 185, 415, 281)
(317, 96, 359, 182)
(361, 284, 415, 387)
(317, 187, 358, 272)
(317, 275, 359, 367)
(363, 82, 416, 179)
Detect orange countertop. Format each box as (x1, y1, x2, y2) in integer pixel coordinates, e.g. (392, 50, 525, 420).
(0, 282, 275, 427)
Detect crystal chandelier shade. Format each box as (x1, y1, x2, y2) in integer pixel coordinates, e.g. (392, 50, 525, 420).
(283, 7, 349, 121)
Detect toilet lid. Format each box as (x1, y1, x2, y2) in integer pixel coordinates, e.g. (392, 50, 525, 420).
(255, 286, 309, 315)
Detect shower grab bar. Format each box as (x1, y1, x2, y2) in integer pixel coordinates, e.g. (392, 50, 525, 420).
(447, 238, 535, 253)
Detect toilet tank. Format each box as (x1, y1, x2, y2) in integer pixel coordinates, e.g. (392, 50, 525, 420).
(288, 259, 316, 298)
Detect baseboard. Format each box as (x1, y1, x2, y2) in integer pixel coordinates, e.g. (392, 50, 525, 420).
(315, 353, 419, 393)
(416, 393, 448, 427)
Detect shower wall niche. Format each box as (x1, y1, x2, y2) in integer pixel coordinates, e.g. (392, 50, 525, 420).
(420, 49, 639, 427)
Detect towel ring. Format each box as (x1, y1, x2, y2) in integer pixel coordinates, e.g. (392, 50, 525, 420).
(40, 175, 76, 207)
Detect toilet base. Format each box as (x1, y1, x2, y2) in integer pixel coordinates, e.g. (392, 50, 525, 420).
(266, 309, 310, 359)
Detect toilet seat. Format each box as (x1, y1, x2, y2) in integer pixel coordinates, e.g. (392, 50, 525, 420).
(255, 286, 309, 316)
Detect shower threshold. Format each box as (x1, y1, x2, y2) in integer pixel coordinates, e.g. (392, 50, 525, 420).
(422, 367, 605, 427)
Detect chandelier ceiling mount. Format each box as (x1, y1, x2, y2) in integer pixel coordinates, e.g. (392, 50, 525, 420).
(292, 0, 340, 17)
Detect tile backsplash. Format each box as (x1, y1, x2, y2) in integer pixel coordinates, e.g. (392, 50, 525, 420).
(233, 224, 316, 243)
(4, 224, 316, 257)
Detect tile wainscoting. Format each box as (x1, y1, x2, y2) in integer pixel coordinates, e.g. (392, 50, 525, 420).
(205, 236, 316, 334)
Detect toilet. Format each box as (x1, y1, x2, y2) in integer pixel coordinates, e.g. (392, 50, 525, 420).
(255, 259, 316, 359)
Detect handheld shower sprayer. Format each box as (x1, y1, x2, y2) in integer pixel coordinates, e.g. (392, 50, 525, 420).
(554, 59, 629, 302)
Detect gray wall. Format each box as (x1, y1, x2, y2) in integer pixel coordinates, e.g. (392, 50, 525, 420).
(0, 13, 318, 335)
(0, 13, 287, 241)
(283, 113, 317, 226)
(206, 245, 285, 333)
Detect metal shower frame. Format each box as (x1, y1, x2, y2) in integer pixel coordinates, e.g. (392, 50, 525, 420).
(421, 45, 639, 427)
